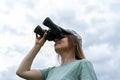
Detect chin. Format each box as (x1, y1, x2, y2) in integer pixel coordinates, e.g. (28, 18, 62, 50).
(54, 47, 63, 54)
(54, 46, 60, 51)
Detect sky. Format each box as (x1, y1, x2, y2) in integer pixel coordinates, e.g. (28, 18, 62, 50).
(0, 0, 120, 80)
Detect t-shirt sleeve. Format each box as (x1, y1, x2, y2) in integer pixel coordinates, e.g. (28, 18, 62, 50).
(40, 67, 54, 80)
(79, 61, 97, 80)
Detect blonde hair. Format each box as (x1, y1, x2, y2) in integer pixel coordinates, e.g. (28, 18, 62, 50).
(67, 35, 85, 59)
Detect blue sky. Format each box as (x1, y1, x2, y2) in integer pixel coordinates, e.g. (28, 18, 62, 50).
(0, 0, 120, 80)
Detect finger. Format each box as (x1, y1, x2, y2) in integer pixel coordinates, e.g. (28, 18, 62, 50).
(42, 32, 47, 39)
(36, 34, 41, 39)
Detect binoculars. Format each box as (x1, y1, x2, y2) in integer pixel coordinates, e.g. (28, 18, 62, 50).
(34, 17, 67, 41)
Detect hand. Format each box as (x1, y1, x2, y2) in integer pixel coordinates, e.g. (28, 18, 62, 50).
(35, 32, 47, 47)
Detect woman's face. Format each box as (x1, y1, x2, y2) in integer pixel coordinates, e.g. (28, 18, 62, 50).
(54, 35, 70, 53)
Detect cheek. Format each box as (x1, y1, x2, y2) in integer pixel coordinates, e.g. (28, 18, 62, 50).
(54, 43, 69, 54)
(54, 37, 69, 50)
(63, 42, 69, 48)
(54, 41, 69, 50)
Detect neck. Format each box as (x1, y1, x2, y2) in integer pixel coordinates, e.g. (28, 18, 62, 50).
(60, 50, 76, 65)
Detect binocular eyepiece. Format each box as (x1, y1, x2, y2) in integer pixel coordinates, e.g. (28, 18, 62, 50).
(34, 17, 65, 41)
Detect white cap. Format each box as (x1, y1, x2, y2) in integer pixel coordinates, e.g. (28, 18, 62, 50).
(60, 27, 82, 46)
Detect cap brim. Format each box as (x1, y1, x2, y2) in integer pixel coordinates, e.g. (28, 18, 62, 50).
(59, 27, 72, 35)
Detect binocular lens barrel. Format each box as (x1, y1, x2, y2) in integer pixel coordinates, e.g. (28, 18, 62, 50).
(34, 17, 64, 41)
(34, 25, 45, 37)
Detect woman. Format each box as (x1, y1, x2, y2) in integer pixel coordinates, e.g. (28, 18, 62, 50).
(16, 28, 97, 80)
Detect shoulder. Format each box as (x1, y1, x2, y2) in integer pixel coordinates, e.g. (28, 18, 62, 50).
(77, 59, 97, 79)
(77, 59, 91, 64)
(40, 66, 56, 80)
(76, 59, 93, 68)
(77, 59, 96, 73)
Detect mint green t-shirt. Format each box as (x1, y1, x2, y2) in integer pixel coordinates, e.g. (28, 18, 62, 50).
(41, 59, 97, 80)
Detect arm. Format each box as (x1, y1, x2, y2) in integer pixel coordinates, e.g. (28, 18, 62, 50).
(16, 32, 47, 80)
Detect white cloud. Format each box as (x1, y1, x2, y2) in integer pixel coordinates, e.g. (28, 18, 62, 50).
(0, 47, 23, 71)
(85, 43, 120, 80)
(0, 0, 120, 80)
